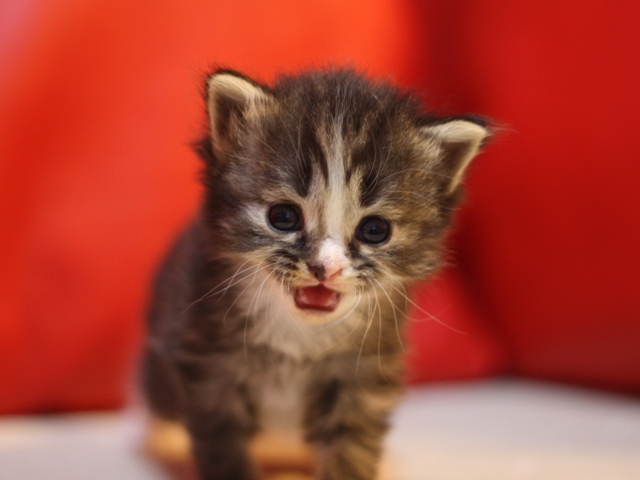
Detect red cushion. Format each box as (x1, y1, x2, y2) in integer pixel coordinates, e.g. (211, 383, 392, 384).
(420, 0, 640, 394)
(405, 268, 506, 384)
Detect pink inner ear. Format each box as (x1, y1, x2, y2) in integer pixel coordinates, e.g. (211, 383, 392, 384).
(295, 285, 339, 311)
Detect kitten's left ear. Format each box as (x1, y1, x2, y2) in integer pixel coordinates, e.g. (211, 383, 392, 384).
(421, 119, 490, 195)
(207, 70, 271, 155)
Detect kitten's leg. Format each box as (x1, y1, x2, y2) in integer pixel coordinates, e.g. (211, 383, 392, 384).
(141, 341, 195, 467)
(304, 358, 403, 480)
(178, 363, 260, 480)
(141, 340, 187, 421)
(142, 344, 259, 479)
(188, 416, 258, 480)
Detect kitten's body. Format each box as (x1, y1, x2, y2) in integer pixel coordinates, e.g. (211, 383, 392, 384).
(142, 69, 488, 480)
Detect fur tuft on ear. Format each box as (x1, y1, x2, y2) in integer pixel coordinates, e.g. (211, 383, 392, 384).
(207, 70, 270, 154)
(422, 119, 490, 195)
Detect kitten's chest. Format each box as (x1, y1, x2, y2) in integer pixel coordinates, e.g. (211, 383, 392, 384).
(238, 273, 354, 433)
(247, 359, 315, 469)
(255, 356, 309, 435)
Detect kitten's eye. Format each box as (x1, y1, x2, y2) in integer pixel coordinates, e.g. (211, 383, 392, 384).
(357, 216, 390, 244)
(268, 204, 302, 232)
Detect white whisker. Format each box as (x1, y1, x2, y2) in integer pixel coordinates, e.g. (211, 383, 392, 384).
(180, 260, 268, 314)
(221, 261, 266, 328)
(320, 290, 364, 350)
(388, 279, 467, 334)
(244, 268, 275, 357)
(372, 278, 404, 352)
(356, 280, 377, 374)
(370, 279, 389, 380)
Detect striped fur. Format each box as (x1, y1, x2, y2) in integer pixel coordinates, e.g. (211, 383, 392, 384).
(142, 68, 489, 480)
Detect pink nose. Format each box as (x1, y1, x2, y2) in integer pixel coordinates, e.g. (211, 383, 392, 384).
(307, 263, 342, 282)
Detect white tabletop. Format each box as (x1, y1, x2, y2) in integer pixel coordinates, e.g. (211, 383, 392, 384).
(1, 379, 639, 480)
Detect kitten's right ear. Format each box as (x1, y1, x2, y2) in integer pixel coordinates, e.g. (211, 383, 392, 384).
(207, 70, 271, 154)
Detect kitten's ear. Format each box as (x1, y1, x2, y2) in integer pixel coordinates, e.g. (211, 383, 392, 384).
(207, 70, 271, 154)
(421, 119, 490, 195)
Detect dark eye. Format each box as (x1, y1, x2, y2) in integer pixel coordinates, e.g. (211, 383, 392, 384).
(268, 204, 302, 232)
(357, 216, 390, 244)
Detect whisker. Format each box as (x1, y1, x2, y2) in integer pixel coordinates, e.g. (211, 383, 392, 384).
(213, 262, 272, 300)
(318, 288, 362, 332)
(249, 268, 273, 318)
(388, 279, 467, 334)
(221, 261, 266, 328)
(279, 276, 309, 340)
(256, 267, 290, 360)
(264, 272, 278, 366)
(323, 290, 365, 349)
(395, 281, 410, 312)
(244, 268, 275, 357)
(219, 258, 256, 300)
(180, 261, 267, 314)
(370, 279, 390, 381)
(356, 280, 376, 374)
(372, 278, 404, 352)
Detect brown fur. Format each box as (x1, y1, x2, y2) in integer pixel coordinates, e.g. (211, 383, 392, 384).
(142, 68, 489, 480)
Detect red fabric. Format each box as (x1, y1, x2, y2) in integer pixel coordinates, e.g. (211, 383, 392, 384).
(2, 0, 639, 414)
(418, 1, 640, 394)
(404, 268, 506, 383)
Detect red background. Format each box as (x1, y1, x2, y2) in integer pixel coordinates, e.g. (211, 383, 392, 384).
(1, 0, 639, 414)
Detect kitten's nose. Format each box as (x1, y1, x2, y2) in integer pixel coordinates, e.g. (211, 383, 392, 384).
(307, 263, 342, 282)
(311, 238, 347, 282)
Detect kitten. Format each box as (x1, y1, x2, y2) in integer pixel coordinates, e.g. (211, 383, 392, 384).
(142, 68, 489, 480)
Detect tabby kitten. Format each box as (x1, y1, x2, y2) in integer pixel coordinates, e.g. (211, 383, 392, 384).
(142, 68, 489, 480)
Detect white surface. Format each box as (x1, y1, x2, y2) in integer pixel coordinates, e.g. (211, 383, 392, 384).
(1, 380, 639, 480)
(386, 380, 640, 480)
(0, 410, 169, 480)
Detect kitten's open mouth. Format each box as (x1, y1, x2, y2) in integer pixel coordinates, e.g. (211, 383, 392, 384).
(294, 285, 340, 312)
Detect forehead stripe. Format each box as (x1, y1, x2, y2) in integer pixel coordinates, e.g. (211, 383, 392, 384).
(323, 122, 348, 240)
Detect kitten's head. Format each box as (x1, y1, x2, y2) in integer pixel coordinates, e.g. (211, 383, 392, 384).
(197, 69, 489, 324)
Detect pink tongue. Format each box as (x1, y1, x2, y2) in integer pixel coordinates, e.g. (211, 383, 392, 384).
(295, 285, 339, 311)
